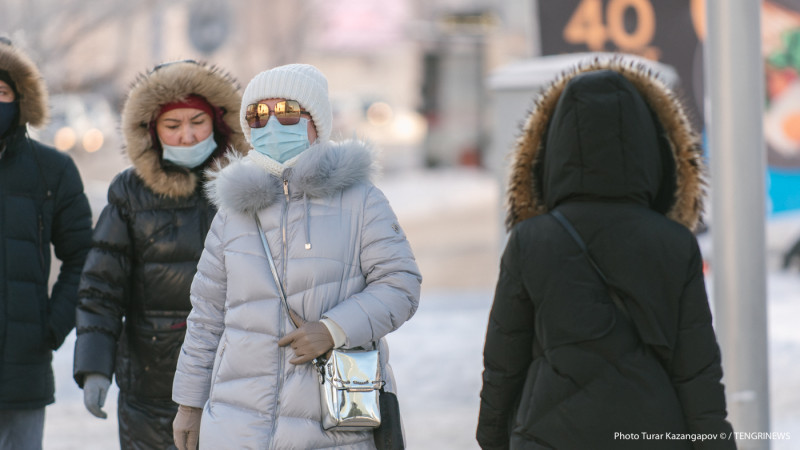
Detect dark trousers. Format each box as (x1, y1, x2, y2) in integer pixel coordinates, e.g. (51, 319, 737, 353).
(0, 408, 45, 450)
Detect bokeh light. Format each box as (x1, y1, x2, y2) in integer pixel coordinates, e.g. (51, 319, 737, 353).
(82, 128, 104, 153)
(366, 102, 393, 126)
(391, 110, 427, 144)
(54, 127, 77, 152)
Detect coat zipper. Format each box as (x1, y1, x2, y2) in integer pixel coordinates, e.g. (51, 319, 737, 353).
(282, 178, 289, 281)
(269, 176, 291, 449)
(37, 214, 45, 270)
(36, 189, 52, 271)
(200, 197, 210, 247)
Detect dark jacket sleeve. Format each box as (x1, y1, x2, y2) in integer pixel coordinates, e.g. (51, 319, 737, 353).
(477, 229, 535, 450)
(47, 155, 93, 349)
(669, 239, 735, 449)
(73, 178, 132, 387)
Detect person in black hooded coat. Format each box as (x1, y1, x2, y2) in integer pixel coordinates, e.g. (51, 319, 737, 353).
(0, 38, 92, 450)
(72, 60, 247, 450)
(476, 59, 735, 449)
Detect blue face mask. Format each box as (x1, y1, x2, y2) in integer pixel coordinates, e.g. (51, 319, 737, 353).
(0, 101, 18, 136)
(161, 133, 217, 168)
(251, 117, 310, 163)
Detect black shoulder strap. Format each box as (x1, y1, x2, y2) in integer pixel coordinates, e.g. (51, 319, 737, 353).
(550, 210, 630, 320)
(550, 210, 608, 283)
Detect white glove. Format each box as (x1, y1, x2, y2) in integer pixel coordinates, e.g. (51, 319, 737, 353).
(83, 373, 111, 419)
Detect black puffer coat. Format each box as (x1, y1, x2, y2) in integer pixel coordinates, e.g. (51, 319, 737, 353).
(0, 41, 92, 410)
(72, 60, 247, 449)
(477, 60, 735, 449)
(0, 126, 92, 409)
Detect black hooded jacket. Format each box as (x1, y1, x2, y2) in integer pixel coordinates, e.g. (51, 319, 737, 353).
(72, 60, 247, 449)
(0, 42, 93, 410)
(477, 62, 734, 449)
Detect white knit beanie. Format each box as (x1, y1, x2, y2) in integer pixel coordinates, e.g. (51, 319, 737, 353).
(240, 63, 332, 143)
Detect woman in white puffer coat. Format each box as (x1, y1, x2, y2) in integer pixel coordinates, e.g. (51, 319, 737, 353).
(171, 63, 422, 450)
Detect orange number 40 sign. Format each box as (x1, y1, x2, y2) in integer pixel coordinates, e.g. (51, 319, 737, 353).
(564, 0, 658, 57)
(539, 0, 705, 129)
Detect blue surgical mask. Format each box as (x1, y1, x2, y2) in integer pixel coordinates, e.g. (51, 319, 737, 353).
(0, 101, 18, 136)
(251, 117, 310, 163)
(161, 133, 217, 168)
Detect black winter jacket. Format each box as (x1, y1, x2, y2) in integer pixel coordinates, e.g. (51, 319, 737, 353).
(0, 126, 92, 409)
(72, 60, 247, 450)
(477, 62, 735, 449)
(73, 168, 216, 397)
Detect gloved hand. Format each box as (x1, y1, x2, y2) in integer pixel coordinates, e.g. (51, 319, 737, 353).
(173, 404, 202, 450)
(83, 373, 111, 419)
(278, 314, 334, 365)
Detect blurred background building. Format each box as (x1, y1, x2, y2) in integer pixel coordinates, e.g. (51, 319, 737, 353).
(5, 0, 800, 214)
(0, 0, 535, 174)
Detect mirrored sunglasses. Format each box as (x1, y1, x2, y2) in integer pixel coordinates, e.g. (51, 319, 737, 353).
(245, 100, 311, 128)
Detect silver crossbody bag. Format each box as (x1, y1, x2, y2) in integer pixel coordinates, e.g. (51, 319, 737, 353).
(254, 215, 382, 431)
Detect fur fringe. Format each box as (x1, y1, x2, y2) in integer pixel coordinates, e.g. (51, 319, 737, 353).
(121, 60, 248, 198)
(207, 140, 375, 214)
(0, 42, 48, 127)
(505, 55, 707, 232)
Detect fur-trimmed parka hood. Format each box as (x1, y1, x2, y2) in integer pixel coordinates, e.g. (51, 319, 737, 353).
(207, 139, 374, 215)
(505, 56, 705, 232)
(0, 40, 47, 128)
(121, 60, 248, 198)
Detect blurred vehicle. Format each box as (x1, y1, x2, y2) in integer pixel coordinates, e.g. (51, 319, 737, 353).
(32, 93, 119, 154)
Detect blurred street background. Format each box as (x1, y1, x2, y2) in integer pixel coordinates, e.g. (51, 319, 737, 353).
(3, 0, 800, 448)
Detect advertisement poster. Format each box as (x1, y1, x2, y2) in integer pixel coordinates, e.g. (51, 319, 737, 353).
(764, 0, 800, 212)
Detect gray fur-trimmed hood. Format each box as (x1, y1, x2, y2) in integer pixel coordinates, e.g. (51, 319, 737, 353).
(121, 60, 248, 198)
(0, 40, 47, 128)
(506, 56, 706, 232)
(207, 139, 375, 214)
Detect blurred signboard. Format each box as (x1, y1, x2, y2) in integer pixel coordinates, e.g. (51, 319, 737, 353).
(537, 0, 800, 213)
(538, 0, 704, 129)
(188, 0, 231, 55)
(314, 0, 408, 52)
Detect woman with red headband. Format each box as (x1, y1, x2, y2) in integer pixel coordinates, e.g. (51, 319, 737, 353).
(72, 60, 247, 449)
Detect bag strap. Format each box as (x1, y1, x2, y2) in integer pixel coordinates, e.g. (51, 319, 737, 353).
(549, 210, 675, 373)
(254, 214, 335, 373)
(254, 214, 301, 329)
(549, 210, 630, 320)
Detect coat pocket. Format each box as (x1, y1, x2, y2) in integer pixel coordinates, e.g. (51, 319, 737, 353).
(6, 284, 49, 362)
(128, 315, 188, 400)
(207, 337, 227, 407)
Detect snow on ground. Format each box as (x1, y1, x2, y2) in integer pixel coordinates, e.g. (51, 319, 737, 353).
(41, 166, 800, 449)
(761, 272, 800, 448)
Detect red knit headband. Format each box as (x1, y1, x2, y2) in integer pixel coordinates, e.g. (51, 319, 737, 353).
(158, 94, 214, 118)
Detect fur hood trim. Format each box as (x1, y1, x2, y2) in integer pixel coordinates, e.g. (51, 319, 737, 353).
(506, 56, 706, 231)
(121, 61, 248, 198)
(0, 41, 47, 127)
(207, 139, 375, 215)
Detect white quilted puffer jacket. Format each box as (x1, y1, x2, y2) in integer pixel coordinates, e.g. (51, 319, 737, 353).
(172, 140, 422, 450)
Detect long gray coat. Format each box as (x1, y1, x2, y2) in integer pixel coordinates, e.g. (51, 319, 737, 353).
(172, 140, 422, 449)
